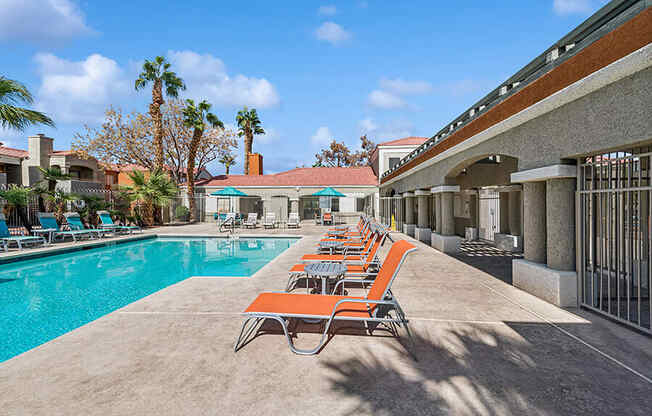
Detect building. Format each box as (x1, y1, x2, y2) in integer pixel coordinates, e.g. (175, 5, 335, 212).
(370, 137, 428, 181)
(377, 0, 652, 333)
(0, 134, 105, 192)
(103, 164, 212, 189)
(194, 166, 378, 221)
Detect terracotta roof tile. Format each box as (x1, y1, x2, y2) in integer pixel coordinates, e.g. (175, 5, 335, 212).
(0, 146, 28, 158)
(378, 136, 428, 147)
(196, 166, 377, 187)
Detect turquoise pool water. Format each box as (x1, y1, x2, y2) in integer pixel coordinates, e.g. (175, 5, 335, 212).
(0, 237, 297, 362)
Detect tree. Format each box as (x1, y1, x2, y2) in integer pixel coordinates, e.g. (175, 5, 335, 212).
(134, 56, 186, 169)
(314, 140, 354, 167)
(236, 106, 265, 175)
(38, 166, 71, 193)
(183, 99, 223, 222)
(72, 103, 236, 183)
(313, 136, 377, 167)
(0, 185, 34, 232)
(122, 168, 177, 226)
(0, 76, 54, 130)
(218, 151, 236, 174)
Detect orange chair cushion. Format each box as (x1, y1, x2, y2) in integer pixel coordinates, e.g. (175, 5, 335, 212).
(244, 292, 371, 318)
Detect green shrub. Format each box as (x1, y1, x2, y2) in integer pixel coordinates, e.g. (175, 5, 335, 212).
(175, 205, 190, 220)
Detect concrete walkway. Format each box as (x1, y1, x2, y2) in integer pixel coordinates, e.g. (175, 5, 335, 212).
(1, 223, 651, 415)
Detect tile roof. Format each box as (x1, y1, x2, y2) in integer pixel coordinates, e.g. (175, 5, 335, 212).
(378, 136, 428, 147)
(196, 166, 378, 187)
(0, 146, 28, 159)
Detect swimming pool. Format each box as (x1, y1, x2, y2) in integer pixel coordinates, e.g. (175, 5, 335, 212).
(0, 236, 297, 362)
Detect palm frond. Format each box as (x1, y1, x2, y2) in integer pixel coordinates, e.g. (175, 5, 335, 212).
(0, 104, 55, 130)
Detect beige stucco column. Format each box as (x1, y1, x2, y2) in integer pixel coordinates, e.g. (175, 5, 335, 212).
(434, 194, 442, 234)
(499, 192, 510, 233)
(509, 190, 521, 236)
(404, 194, 415, 224)
(414, 189, 431, 243)
(546, 178, 575, 271)
(441, 192, 454, 236)
(511, 164, 578, 308)
(523, 181, 547, 263)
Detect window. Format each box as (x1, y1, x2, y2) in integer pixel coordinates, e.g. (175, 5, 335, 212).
(331, 198, 340, 212)
(389, 157, 400, 170)
(356, 197, 365, 212)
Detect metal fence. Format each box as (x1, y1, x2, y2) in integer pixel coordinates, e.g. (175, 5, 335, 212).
(379, 196, 404, 231)
(579, 148, 651, 333)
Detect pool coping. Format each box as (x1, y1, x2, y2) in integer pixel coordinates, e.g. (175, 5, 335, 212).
(0, 233, 304, 265)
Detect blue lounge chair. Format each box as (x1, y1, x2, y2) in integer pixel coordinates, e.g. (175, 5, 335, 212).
(64, 212, 108, 239)
(37, 212, 93, 242)
(97, 210, 141, 234)
(0, 213, 46, 251)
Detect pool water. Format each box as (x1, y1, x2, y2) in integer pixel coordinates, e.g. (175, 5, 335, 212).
(0, 237, 297, 362)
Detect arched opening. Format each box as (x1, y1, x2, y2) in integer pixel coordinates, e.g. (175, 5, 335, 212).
(68, 165, 94, 181)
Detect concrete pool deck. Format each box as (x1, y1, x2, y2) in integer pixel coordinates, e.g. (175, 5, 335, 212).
(1, 222, 651, 415)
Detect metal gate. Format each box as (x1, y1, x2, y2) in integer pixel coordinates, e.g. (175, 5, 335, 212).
(479, 189, 500, 242)
(379, 196, 404, 231)
(579, 149, 651, 333)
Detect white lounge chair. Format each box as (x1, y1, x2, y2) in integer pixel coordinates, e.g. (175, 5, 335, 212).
(287, 212, 300, 228)
(243, 213, 258, 229)
(263, 213, 277, 229)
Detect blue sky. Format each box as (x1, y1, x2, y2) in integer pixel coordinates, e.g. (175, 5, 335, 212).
(1, 0, 608, 175)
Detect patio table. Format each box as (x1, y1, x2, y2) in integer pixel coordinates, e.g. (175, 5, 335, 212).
(319, 240, 344, 255)
(304, 262, 347, 295)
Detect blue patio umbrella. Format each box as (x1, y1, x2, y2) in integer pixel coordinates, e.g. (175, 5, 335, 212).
(210, 187, 249, 213)
(312, 187, 346, 197)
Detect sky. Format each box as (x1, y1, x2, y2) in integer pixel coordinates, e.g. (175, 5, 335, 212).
(0, 0, 609, 175)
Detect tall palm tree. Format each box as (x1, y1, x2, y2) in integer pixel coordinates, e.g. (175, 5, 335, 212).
(134, 56, 185, 169)
(123, 168, 177, 226)
(0, 76, 54, 130)
(38, 166, 71, 192)
(218, 152, 236, 175)
(183, 99, 223, 222)
(236, 106, 264, 175)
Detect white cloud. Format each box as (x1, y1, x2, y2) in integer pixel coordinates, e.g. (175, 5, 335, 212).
(255, 127, 278, 144)
(358, 118, 414, 140)
(34, 53, 129, 123)
(311, 126, 333, 145)
(367, 90, 406, 109)
(167, 50, 280, 109)
(552, 0, 605, 15)
(380, 78, 432, 95)
(318, 5, 337, 16)
(315, 22, 351, 45)
(358, 118, 378, 134)
(0, 0, 94, 44)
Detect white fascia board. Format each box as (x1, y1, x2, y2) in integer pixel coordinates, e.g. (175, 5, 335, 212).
(414, 189, 431, 196)
(430, 185, 460, 194)
(511, 164, 577, 183)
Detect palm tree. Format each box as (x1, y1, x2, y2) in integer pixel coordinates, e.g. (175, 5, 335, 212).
(0, 185, 34, 232)
(38, 166, 71, 192)
(0, 76, 54, 130)
(183, 99, 223, 222)
(218, 152, 236, 175)
(236, 106, 264, 175)
(123, 168, 177, 226)
(134, 56, 185, 169)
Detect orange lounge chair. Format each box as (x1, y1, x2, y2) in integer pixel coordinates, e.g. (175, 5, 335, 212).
(286, 233, 385, 292)
(234, 240, 417, 355)
(302, 231, 380, 262)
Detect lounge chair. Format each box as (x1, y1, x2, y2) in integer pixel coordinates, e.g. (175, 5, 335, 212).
(322, 212, 333, 225)
(243, 213, 258, 229)
(97, 210, 141, 234)
(37, 212, 93, 242)
(235, 240, 417, 355)
(219, 213, 236, 232)
(263, 213, 277, 229)
(0, 213, 46, 251)
(287, 212, 300, 228)
(286, 232, 385, 292)
(64, 212, 108, 239)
